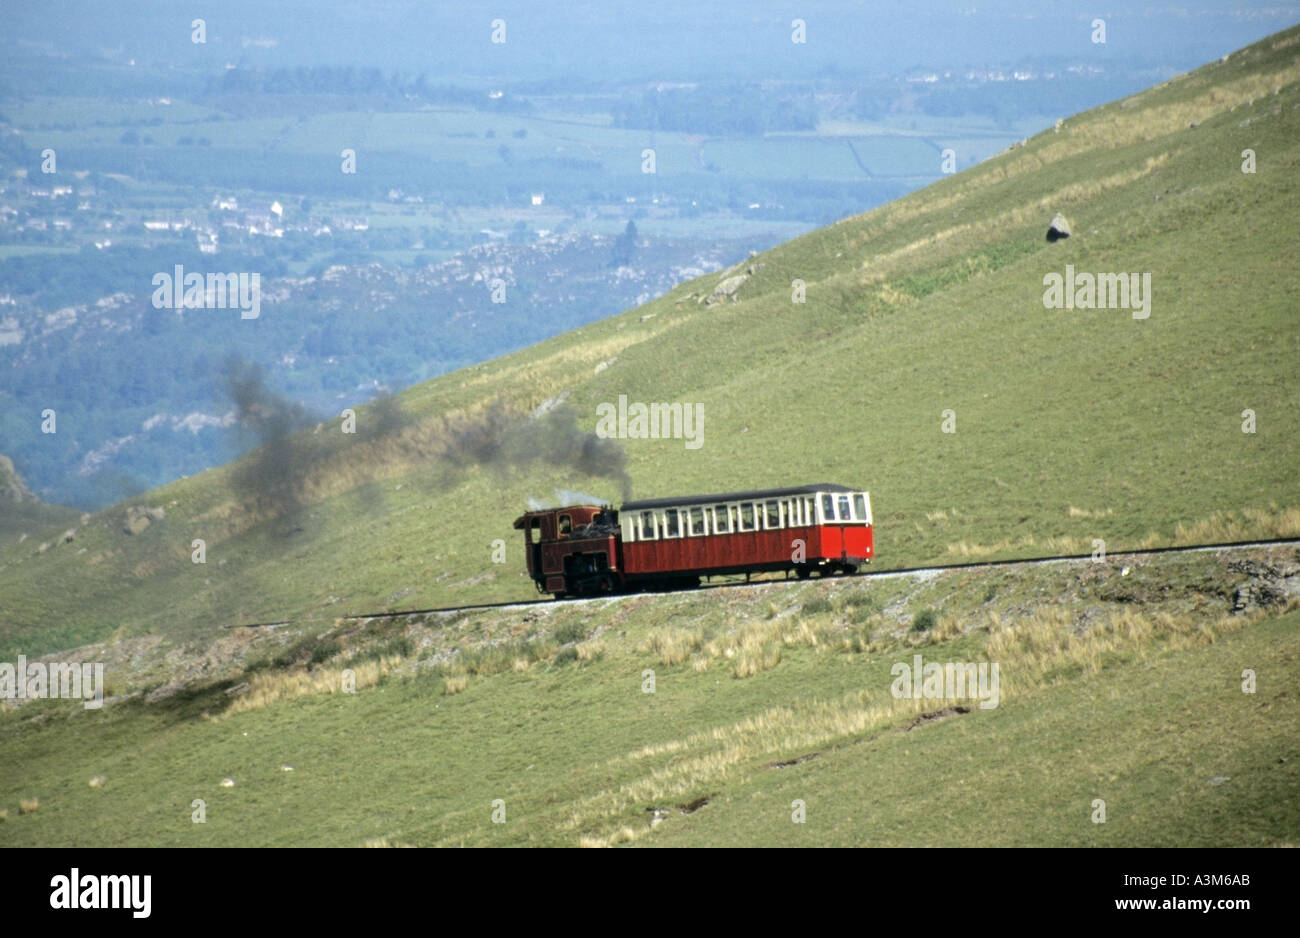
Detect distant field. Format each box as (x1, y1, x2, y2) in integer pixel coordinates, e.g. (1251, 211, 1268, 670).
(0, 245, 78, 259)
(4, 96, 224, 127)
(13, 99, 972, 184)
(818, 114, 1054, 139)
(702, 137, 867, 179)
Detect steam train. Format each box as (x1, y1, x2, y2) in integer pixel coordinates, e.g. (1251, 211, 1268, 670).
(513, 484, 873, 598)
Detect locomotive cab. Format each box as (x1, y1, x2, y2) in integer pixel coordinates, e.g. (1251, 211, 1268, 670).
(512, 505, 621, 598)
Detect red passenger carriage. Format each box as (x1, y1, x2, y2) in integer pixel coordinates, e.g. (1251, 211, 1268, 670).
(512, 483, 873, 599)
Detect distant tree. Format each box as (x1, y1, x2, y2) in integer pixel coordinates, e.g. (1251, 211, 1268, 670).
(508, 220, 530, 244)
(142, 303, 171, 337)
(609, 219, 638, 268)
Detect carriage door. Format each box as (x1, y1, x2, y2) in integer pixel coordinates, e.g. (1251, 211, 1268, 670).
(821, 493, 844, 558)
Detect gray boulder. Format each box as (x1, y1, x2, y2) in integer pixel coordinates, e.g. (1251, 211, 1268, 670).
(1046, 213, 1071, 242)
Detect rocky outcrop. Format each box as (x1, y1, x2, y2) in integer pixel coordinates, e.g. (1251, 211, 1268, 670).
(706, 274, 748, 304)
(123, 505, 166, 535)
(0, 454, 37, 504)
(1046, 212, 1071, 242)
(1229, 558, 1300, 613)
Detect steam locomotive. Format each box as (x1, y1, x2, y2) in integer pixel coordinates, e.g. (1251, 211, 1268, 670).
(513, 483, 873, 598)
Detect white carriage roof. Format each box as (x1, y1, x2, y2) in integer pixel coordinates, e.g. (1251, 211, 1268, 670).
(621, 484, 857, 512)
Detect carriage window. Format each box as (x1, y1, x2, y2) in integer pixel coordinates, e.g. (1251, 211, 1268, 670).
(786, 499, 799, 526)
(640, 511, 657, 539)
(765, 500, 781, 528)
(805, 498, 816, 523)
(713, 505, 730, 533)
(739, 502, 756, 531)
(838, 495, 851, 521)
(854, 494, 867, 522)
(664, 508, 680, 537)
(689, 507, 706, 535)
(821, 494, 835, 522)
(558, 514, 572, 535)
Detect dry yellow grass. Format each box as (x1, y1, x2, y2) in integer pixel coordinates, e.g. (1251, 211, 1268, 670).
(983, 603, 1274, 695)
(914, 614, 965, 645)
(937, 503, 1295, 560)
(849, 152, 1170, 277)
(562, 690, 943, 837)
(874, 281, 915, 307)
(693, 615, 828, 679)
(1031, 60, 1300, 166)
(19, 798, 39, 815)
(578, 824, 647, 848)
(1172, 506, 1300, 545)
(562, 597, 1292, 845)
(733, 639, 782, 679)
(443, 674, 469, 695)
(225, 655, 403, 715)
(945, 505, 1300, 560)
(643, 628, 702, 666)
(945, 534, 1094, 558)
(1068, 506, 1114, 518)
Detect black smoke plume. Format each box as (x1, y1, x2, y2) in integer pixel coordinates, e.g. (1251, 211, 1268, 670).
(441, 402, 632, 501)
(222, 356, 321, 520)
(220, 352, 631, 524)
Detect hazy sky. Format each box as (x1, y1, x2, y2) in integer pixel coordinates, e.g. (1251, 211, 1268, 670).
(6, 1, 1299, 80)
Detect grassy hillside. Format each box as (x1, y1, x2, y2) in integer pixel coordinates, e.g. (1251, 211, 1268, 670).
(0, 456, 80, 541)
(2, 547, 1295, 847)
(2, 27, 1299, 664)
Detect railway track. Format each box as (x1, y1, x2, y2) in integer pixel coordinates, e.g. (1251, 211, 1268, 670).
(228, 535, 1300, 630)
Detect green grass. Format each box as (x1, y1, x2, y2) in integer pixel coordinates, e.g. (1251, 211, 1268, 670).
(0, 549, 1293, 847)
(2, 29, 1297, 850)
(0, 501, 80, 540)
(1, 29, 1298, 669)
(651, 611, 1299, 848)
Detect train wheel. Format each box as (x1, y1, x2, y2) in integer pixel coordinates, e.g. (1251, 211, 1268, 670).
(796, 565, 812, 580)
